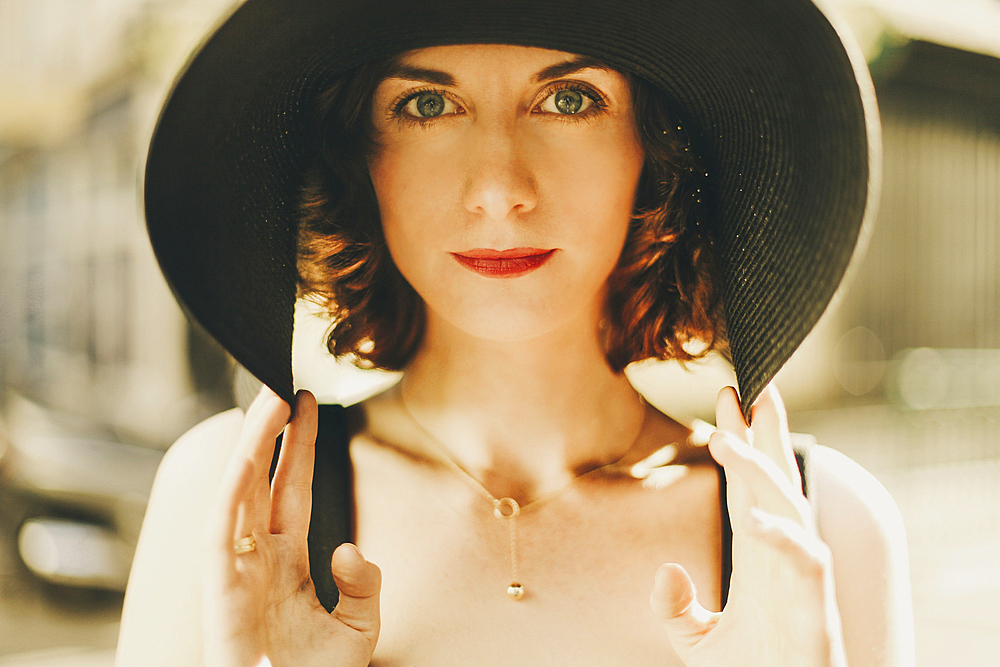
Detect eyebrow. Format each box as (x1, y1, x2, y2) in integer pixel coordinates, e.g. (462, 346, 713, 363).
(532, 56, 611, 83)
(384, 64, 456, 87)
(384, 55, 610, 88)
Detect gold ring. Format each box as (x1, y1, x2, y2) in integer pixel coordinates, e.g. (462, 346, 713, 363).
(234, 535, 256, 554)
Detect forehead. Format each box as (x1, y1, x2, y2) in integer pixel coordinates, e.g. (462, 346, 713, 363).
(385, 44, 615, 83)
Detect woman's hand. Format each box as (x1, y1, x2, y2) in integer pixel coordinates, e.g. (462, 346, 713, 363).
(651, 385, 846, 667)
(202, 388, 382, 667)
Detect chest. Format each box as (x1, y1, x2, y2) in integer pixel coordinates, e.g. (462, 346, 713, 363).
(349, 441, 723, 666)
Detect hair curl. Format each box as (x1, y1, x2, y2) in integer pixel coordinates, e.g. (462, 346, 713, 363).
(297, 57, 725, 372)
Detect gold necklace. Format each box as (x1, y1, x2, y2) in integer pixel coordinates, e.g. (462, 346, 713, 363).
(399, 393, 646, 601)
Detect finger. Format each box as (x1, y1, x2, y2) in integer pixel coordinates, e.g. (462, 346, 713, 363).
(331, 543, 382, 641)
(651, 563, 720, 647)
(206, 455, 256, 578)
(242, 383, 272, 425)
(709, 430, 810, 525)
(749, 384, 800, 487)
(270, 390, 319, 536)
(211, 444, 260, 558)
(715, 386, 750, 440)
(218, 385, 278, 524)
(234, 389, 292, 540)
(745, 508, 831, 582)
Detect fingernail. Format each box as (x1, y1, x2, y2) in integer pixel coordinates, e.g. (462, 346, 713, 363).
(654, 562, 679, 583)
(342, 542, 365, 562)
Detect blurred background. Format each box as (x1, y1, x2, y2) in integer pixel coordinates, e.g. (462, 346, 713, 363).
(0, 0, 997, 664)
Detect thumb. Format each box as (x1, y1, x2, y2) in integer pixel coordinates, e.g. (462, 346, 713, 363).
(651, 563, 719, 649)
(331, 543, 381, 640)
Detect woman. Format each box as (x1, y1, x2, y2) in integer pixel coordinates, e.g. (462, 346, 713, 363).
(117, 0, 913, 665)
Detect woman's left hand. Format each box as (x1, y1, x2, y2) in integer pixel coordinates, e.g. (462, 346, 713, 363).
(650, 384, 847, 667)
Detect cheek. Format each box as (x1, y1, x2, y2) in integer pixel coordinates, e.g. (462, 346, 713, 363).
(542, 123, 644, 263)
(364, 121, 644, 342)
(368, 148, 421, 242)
(368, 145, 450, 268)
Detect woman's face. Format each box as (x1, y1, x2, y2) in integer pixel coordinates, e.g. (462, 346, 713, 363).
(368, 45, 645, 343)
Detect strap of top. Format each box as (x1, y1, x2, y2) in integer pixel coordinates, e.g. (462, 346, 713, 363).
(268, 404, 354, 613)
(299, 405, 810, 613)
(716, 464, 732, 607)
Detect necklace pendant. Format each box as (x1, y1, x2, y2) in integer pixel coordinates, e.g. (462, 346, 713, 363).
(507, 582, 525, 600)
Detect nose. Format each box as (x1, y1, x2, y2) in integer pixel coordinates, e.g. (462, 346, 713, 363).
(461, 121, 538, 221)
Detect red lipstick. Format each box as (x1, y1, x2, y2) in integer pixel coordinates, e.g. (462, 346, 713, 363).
(451, 248, 556, 278)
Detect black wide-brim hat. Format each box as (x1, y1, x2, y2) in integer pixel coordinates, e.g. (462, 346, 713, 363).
(145, 0, 879, 416)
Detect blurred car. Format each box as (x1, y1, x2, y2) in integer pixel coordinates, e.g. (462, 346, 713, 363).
(0, 393, 163, 591)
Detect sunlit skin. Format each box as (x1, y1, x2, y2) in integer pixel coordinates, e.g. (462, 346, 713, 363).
(361, 46, 654, 510)
(368, 45, 645, 345)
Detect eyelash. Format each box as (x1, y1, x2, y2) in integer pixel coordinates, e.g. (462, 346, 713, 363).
(537, 82, 608, 119)
(387, 81, 609, 127)
(388, 85, 455, 127)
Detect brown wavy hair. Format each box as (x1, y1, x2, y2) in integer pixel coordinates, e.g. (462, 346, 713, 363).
(297, 57, 725, 372)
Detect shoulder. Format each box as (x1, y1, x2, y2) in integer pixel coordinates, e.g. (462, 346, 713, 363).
(116, 408, 246, 667)
(157, 407, 246, 481)
(136, 408, 247, 552)
(804, 443, 915, 666)
(804, 443, 906, 550)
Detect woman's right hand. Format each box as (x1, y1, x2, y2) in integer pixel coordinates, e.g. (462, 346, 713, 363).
(651, 386, 845, 667)
(202, 387, 381, 667)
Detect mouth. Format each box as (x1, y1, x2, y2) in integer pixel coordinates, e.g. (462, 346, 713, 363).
(450, 248, 556, 278)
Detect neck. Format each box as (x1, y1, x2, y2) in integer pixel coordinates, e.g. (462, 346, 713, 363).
(398, 308, 647, 504)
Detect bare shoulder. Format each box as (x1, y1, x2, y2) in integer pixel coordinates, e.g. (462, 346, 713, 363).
(116, 408, 246, 667)
(805, 444, 915, 667)
(137, 407, 247, 549)
(157, 407, 246, 487)
(805, 444, 906, 547)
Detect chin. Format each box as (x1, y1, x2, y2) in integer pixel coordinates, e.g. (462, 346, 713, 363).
(429, 293, 600, 345)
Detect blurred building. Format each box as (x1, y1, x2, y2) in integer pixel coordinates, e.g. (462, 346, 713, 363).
(0, 2, 238, 658)
(808, 1, 1000, 471)
(837, 2, 1000, 408)
(0, 0, 237, 449)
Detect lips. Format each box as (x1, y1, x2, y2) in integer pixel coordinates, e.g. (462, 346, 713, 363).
(451, 248, 556, 278)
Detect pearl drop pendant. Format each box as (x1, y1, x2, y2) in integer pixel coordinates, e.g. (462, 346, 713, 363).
(507, 583, 525, 600)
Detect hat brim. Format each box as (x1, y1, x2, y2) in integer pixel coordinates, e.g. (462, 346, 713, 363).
(145, 0, 879, 415)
